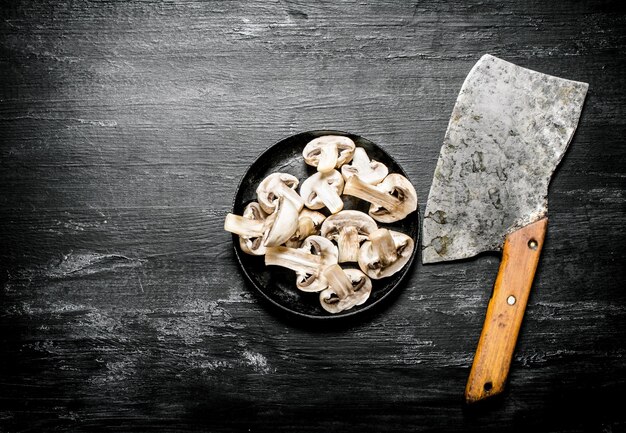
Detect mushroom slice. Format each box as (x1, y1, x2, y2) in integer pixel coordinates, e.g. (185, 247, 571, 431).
(256, 173, 304, 214)
(319, 265, 372, 314)
(285, 209, 326, 248)
(341, 147, 389, 185)
(358, 228, 414, 279)
(343, 173, 417, 223)
(265, 236, 338, 292)
(320, 210, 377, 263)
(224, 202, 268, 255)
(303, 135, 356, 173)
(225, 198, 299, 251)
(262, 196, 300, 247)
(300, 170, 345, 214)
(296, 236, 338, 292)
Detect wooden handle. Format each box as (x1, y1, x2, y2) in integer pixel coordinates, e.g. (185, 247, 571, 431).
(465, 217, 548, 403)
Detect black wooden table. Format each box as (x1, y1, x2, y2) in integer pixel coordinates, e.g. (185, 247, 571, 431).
(1, 1, 625, 432)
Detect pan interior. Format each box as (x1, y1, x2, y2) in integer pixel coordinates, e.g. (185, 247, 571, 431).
(231, 130, 420, 320)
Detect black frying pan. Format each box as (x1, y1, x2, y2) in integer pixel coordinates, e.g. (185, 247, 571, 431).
(230, 130, 420, 320)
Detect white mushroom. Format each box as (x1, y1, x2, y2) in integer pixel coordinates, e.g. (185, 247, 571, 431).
(262, 196, 300, 247)
(223, 202, 268, 255)
(285, 209, 326, 248)
(256, 172, 304, 214)
(358, 228, 414, 279)
(224, 197, 300, 250)
(302, 135, 356, 173)
(343, 173, 417, 223)
(299, 170, 345, 214)
(341, 147, 389, 185)
(319, 265, 372, 314)
(320, 210, 378, 263)
(265, 236, 338, 292)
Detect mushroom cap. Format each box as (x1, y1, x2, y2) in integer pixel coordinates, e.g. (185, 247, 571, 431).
(358, 229, 414, 279)
(299, 208, 327, 231)
(256, 172, 303, 214)
(285, 209, 327, 248)
(368, 173, 418, 223)
(303, 135, 356, 173)
(320, 210, 378, 262)
(237, 202, 268, 255)
(299, 170, 345, 213)
(341, 147, 389, 185)
(320, 210, 378, 242)
(319, 267, 372, 314)
(295, 236, 338, 292)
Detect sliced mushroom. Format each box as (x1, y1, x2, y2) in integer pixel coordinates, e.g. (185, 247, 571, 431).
(262, 196, 300, 247)
(358, 228, 414, 279)
(343, 173, 417, 223)
(224, 198, 299, 251)
(256, 172, 304, 214)
(224, 202, 268, 255)
(299, 170, 345, 214)
(320, 210, 378, 263)
(341, 147, 389, 185)
(302, 135, 356, 173)
(285, 209, 326, 248)
(265, 236, 338, 292)
(319, 265, 372, 314)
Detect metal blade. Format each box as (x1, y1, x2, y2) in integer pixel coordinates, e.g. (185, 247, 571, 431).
(422, 54, 588, 264)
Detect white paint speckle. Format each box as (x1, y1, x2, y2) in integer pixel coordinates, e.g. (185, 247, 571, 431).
(242, 350, 272, 374)
(76, 118, 118, 127)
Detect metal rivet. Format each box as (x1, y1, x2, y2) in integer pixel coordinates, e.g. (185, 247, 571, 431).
(528, 239, 538, 250)
(507, 295, 516, 305)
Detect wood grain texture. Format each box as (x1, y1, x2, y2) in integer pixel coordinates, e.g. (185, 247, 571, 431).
(1, 0, 625, 431)
(466, 217, 548, 403)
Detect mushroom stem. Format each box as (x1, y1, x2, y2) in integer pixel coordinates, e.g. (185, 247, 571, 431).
(343, 176, 400, 210)
(274, 182, 305, 211)
(369, 228, 398, 266)
(320, 267, 372, 313)
(352, 147, 369, 167)
(341, 148, 388, 185)
(314, 179, 344, 214)
(346, 147, 376, 179)
(265, 246, 323, 275)
(322, 264, 353, 299)
(263, 196, 299, 247)
(317, 143, 339, 173)
(337, 226, 360, 263)
(224, 214, 265, 238)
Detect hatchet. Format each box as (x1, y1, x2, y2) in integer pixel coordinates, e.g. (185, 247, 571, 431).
(422, 54, 588, 403)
